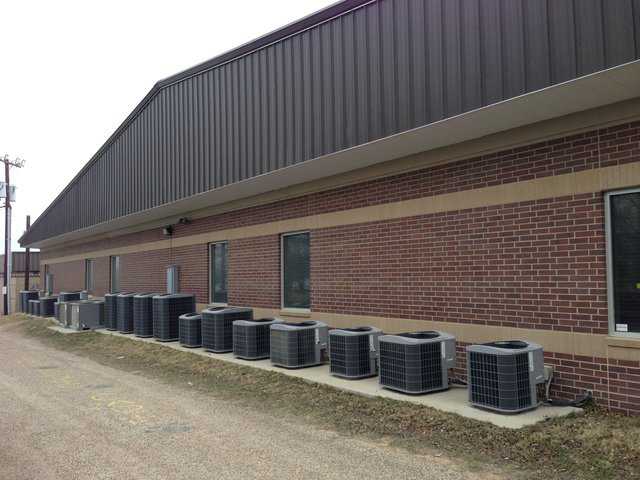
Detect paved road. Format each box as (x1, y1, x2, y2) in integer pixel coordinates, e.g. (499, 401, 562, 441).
(0, 322, 496, 480)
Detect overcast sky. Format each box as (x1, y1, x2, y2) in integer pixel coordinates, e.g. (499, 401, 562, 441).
(0, 0, 335, 251)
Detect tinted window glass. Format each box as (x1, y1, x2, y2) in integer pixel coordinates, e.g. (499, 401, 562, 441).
(210, 243, 228, 303)
(611, 193, 640, 333)
(282, 233, 310, 309)
(110, 256, 120, 293)
(85, 259, 94, 292)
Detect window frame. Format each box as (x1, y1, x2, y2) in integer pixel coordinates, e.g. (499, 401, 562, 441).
(280, 230, 311, 312)
(84, 258, 94, 293)
(44, 264, 53, 294)
(605, 187, 640, 338)
(208, 241, 229, 305)
(109, 255, 120, 293)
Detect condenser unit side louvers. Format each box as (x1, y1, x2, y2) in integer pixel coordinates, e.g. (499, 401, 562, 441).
(38, 296, 58, 317)
(116, 292, 137, 333)
(233, 317, 284, 360)
(65, 302, 74, 326)
(152, 293, 196, 342)
(79, 300, 105, 330)
(329, 326, 383, 379)
(54, 299, 103, 329)
(270, 320, 329, 369)
(19, 290, 39, 313)
(57, 302, 69, 327)
(179, 313, 202, 348)
(466, 340, 545, 413)
(379, 331, 456, 394)
(56, 302, 74, 328)
(104, 292, 120, 331)
(69, 301, 90, 330)
(201, 307, 254, 353)
(133, 293, 157, 338)
(28, 299, 41, 316)
(69, 302, 82, 330)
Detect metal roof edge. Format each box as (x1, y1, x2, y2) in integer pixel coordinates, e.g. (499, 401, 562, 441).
(21, 0, 373, 245)
(23, 60, 640, 249)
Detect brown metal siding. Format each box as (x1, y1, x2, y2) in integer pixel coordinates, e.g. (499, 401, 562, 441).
(22, 0, 640, 245)
(0, 252, 40, 273)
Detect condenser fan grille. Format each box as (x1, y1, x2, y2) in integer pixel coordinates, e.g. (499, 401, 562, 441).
(20, 291, 39, 312)
(116, 296, 135, 333)
(271, 329, 316, 367)
(29, 300, 41, 316)
(104, 294, 118, 330)
(469, 351, 531, 411)
(153, 295, 196, 342)
(233, 323, 271, 359)
(329, 334, 372, 378)
(202, 310, 253, 352)
(380, 341, 443, 393)
(133, 296, 155, 337)
(179, 315, 202, 347)
(39, 297, 57, 317)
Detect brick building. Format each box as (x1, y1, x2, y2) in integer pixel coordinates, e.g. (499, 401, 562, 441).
(20, 0, 640, 413)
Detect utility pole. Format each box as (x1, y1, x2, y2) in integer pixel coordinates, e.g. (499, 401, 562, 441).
(1, 154, 25, 315)
(24, 215, 31, 291)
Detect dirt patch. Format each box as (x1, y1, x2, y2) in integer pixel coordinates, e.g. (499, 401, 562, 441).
(7, 314, 639, 480)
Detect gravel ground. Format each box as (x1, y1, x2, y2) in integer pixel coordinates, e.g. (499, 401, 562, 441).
(0, 323, 497, 480)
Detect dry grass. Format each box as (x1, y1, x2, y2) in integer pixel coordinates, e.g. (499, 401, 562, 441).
(6, 314, 640, 480)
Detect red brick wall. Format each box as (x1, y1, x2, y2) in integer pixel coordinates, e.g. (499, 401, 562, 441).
(172, 245, 208, 302)
(311, 193, 607, 334)
(47, 260, 84, 293)
(38, 121, 640, 413)
(45, 257, 109, 295)
(228, 235, 280, 308)
(120, 250, 170, 294)
(93, 257, 110, 296)
(48, 237, 279, 306)
(118, 245, 208, 301)
(546, 353, 640, 414)
(42, 229, 166, 260)
(50, 236, 280, 306)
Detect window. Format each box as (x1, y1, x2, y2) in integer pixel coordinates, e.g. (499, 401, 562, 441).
(209, 242, 228, 304)
(281, 232, 310, 310)
(606, 189, 640, 336)
(84, 259, 94, 292)
(110, 255, 120, 293)
(44, 265, 53, 294)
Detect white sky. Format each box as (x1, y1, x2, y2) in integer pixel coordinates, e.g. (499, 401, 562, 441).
(0, 0, 336, 251)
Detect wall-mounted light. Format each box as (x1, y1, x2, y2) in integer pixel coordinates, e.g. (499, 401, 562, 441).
(178, 217, 191, 225)
(163, 225, 174, 237)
